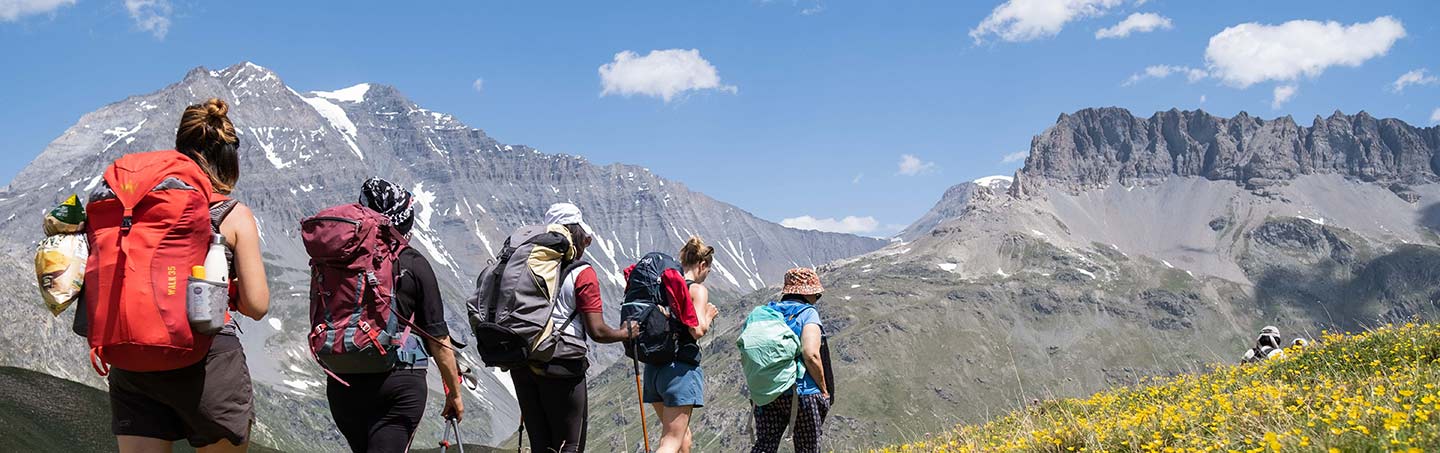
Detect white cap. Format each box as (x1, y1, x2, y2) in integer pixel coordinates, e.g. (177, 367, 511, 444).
(1260, 326, 1280, 336)
(545, 203, 595, 235)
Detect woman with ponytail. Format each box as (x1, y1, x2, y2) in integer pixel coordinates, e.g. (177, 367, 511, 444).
(106, 98, 270, 453)
(644, 236, 720, 453)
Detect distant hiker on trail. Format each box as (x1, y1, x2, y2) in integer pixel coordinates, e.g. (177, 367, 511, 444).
(83, 98, 271, 452)
(638, 236, 720, 453)
(1241, 326, 1286, 364)
(744, 268, 833, 453)
(308, 178, 463, 453)
(509, 203, 637, 453)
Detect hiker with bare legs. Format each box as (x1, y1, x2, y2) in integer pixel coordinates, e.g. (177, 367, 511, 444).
(86, 98, 270, 453)
(631, 236, 719, 453)
(743, 268, 833, 453)
(508, 203, 637, 453)
(304, 178, 463, 452)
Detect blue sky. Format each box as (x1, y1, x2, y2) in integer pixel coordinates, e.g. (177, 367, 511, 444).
(2, 1, 1437, 236)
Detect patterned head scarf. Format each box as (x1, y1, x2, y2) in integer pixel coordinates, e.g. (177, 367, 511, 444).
(359, 177, 415, 235)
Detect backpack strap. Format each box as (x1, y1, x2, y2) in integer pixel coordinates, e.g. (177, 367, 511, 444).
(210, 196, 239, 233)
(554, 261, 591, 336)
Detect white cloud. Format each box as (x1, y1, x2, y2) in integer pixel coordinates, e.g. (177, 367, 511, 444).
(852, 173, 863, 184)
(1272, 84, 1298, 109)
(781, 215, 882, 235)
(1391, 69, 1437, 93)
(598, 49, 737, 102)
(800, 4, 825, 15)
(124, 0, 172, 39)
(0, 0, 74, 21)
(1095, 12, 1172, 39)
(1001, 150, 1029, 163)
(1200, 94, 1207, 104)
(969, 0, 1126, 44)
(472, 78, 485, 93)
(1431, 108, 1440, 125)
(897, 154, 937, 176)
(1204, 16, 1406, 88)
(1123, 65, 1207, 86)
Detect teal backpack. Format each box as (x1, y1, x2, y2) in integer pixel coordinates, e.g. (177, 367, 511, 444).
(737, 303, 804, 406)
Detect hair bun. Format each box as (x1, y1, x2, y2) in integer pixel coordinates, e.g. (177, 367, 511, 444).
(203, 98, 229, 120)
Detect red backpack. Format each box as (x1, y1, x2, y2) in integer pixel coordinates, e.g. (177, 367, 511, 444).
(302, 203, 426, 384)
(84, 150, 218, 374)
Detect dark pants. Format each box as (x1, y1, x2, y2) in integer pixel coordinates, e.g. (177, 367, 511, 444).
(751, 389, 830, 453)
(327, 368, 428, 453)
(511, 366, 588, 453)
(108, 334, 254, 448)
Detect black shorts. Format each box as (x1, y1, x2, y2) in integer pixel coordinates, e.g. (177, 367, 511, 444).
(107, 334, 254, 447)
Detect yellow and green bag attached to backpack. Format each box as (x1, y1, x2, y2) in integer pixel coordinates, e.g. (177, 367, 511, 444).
(36, 194, 88, 315)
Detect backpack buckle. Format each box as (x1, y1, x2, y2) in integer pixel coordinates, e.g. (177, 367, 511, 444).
(365, 272, 380, 287)
(120, 216, 133, 233)
(359, 321, 371, 332)
(313, 324, 326, 335)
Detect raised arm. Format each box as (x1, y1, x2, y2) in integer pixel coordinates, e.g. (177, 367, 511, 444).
(222, 203, 269, 320)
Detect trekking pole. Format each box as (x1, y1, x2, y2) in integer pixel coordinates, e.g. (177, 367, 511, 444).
(633, 341, 651, 453)
(440, 417, 464, 453)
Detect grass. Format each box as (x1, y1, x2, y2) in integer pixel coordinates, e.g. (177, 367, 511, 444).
(872, 322, 1440, 452)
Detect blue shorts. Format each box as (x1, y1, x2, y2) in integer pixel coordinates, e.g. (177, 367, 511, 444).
(643, 361, 705, 408)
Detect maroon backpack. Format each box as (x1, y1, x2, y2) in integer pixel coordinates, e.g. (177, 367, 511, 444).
(301, 203, 424, 384)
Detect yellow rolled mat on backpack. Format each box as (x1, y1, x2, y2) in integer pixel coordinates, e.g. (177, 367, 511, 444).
(36, 194, 89, 316)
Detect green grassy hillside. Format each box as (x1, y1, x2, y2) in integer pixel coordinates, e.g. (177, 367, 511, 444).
(875, 322, 1440, 452)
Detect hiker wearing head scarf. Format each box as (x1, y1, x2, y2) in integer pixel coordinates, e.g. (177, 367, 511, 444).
(359, 177, 416, 234)
(326, 177, 463, 453)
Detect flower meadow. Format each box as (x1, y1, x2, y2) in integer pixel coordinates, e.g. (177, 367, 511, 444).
(873, 322, 1440, 452)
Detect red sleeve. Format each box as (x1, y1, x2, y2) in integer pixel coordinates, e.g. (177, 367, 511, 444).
(574, 267, 604, 314)
(662, 268, 699, 327)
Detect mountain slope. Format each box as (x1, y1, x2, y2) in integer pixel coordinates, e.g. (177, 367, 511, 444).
(585, 108, 1440, 451)
(876, 322, 1440, 452)
(0, 62, 885, 450)
(0, 366, 282, 453)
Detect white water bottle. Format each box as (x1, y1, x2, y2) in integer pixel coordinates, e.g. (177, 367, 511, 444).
(204, 234, 227, 283)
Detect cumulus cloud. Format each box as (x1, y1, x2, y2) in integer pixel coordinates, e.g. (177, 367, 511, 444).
(969, 0, 1125, 44)
(124, 0, 172, 39)
(1095, 12, 1172, 39)
(1204, 16, 1406, 88)
(897, 154, 937, 176)
(781, 215, 882, 235)
(0, 0, 74, 21)
(1123, 64, 1207, 86)
(1391, 69, 1437, 93)
(1001, 150, 1029, 164)
(599, 49, 737, 102)
(1272, 84, 1298, 109)
(472, 78, 485, 93)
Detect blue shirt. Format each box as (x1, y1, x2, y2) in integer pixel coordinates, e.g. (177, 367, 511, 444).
(773, 301, 824, 396)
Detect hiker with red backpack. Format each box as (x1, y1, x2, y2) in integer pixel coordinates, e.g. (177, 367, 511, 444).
(505, 203, 638, 453)
(83, 98, 270, 452)
(627, 236, 720, 453)
(743, 268, 833, 453)
(304, 178, 464, 453)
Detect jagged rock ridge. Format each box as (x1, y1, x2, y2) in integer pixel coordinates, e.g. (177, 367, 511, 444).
(1021, 107, 1440, 189)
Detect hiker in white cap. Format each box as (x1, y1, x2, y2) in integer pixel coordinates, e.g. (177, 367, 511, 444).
(508, 202, 636, 453)
(1241, 326, 1286, 364)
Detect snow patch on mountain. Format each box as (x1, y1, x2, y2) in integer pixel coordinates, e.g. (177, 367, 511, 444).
(973, 175, 1014, 189)
(311, 83, 371, 103)
(297, 91, 364, 160)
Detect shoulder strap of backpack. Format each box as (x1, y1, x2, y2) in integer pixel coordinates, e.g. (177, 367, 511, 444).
(554, 262, 591, 334)
(210, 197, 239, 233)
